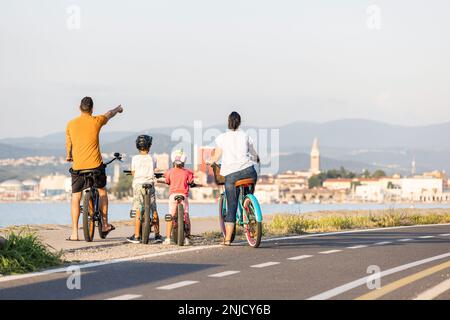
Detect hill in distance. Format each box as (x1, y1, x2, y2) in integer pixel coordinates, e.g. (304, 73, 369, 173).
(1, 119, 449, 175)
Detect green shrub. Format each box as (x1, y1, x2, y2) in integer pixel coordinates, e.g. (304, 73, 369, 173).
(0, 230, 64, 275)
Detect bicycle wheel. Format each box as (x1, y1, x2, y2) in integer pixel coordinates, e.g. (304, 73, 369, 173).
(218, 193, 226, 237)
(141, 194, 152, 244)
(218, 193, 236, 243)
(243, 195, 263, 248)
(177, 203, 185, 246)
(82, 190, 95, 242)
(98, 211, 105, 239)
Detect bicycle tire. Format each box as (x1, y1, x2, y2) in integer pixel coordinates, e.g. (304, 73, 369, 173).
(243, 196, 262, 248)
(82, 190, 95, 242)
(141, 194, 152, 244)
(98, 211, 105, 239)
(177, 203, 185, 246)
(219, 193, 236, 243)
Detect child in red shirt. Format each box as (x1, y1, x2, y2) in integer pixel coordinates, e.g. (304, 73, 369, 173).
(164, 150, 194, 245)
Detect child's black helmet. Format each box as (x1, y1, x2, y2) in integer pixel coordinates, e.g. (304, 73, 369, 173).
(136, 135, 152, 150)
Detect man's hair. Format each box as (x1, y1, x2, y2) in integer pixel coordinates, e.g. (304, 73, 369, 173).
(80, 97, 94, 113)
(228, 111, 241, 130)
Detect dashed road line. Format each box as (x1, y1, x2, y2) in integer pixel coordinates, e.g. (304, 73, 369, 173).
(208, 271, 241, 278)
(414, 278, 450, 300)
(157, 281, 199, 290)
(439, 234, 450, 236)
(106, 294, 142, 300)
(418, 236, 435, 239)
(347, 245, 368, 249)
(374, 241, 392, 246)
(397, 239, 413, 242)
(251, 262, 280, 268)
(319, 250, 342, 254)
(287, 255, 313, 260)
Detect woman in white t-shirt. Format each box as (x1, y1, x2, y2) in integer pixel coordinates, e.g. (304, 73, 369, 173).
(208, 111, 260, 246)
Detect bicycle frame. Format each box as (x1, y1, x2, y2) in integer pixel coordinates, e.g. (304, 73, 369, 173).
(220, 184, 262, 226)
(80, 153, 122, 241)
(82, 176, 101, 222)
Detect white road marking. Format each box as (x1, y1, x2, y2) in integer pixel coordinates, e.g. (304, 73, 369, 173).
(208, 271, 241, 278)
(439, 234, 450, 236)
(287, 255, 313, 260)
(157, 281, 199, 290)
(374, 241, 392, 246)
(0, 245, 219, 284)
(106, 294, 142, 300)
(251, 262, 280, 268)
(319, 250, 342, 254)
(418, 236, 435, 239)
(307, 252, 450, 300)
(264, 223, 450, 243)
(414, 278, 450, 300)
(397, 239, 413, 242)
(347, 245, 368, 249)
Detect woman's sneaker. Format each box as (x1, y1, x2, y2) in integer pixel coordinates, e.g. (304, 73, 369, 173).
(126, 235, 141, 244)
(184, 237, 192, 246)
(163, 238, 174, 245)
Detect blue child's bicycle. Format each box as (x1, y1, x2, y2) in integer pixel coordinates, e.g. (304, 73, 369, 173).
(211, 163, 263, 248)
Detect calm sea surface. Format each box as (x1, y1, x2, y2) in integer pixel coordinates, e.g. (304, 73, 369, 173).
(0, 202, 449, 228)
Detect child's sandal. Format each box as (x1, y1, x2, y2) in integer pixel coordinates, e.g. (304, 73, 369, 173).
(220, 239, 231, 246)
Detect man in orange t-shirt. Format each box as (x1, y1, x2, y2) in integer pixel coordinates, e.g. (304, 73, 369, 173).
(66, 97, 123, 241)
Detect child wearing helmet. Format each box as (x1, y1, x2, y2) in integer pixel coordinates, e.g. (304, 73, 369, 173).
(126, 135, 163, 244)
(163, 150, 194, 245)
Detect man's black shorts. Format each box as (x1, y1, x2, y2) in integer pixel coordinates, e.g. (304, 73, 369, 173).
(70, 165, 107, 193)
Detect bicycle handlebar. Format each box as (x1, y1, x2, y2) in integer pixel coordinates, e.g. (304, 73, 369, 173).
(123, 170, 164, 179)
(155, 180, 203, 188)
(104, 152, 123, 166)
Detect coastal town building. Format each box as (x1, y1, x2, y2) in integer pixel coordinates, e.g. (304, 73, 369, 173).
(194, 146, 215, 185)
(310, 138, 321, 175)
(39, 174, 71, 197)
(323, 179, 352, 190)
(254, 184, 280, 204)
(0, 179, 23, 201)
(154, 153, 170, 171)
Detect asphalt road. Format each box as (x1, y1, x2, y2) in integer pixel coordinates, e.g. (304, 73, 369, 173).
(1, 224, 449, 300)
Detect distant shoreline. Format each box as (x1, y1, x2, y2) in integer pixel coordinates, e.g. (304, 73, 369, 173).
(1, 200, 450, 205)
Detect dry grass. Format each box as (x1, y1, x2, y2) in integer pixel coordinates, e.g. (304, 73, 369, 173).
(263, 209, 450, 236)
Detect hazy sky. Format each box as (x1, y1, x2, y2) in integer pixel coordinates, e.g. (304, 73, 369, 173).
(1, 0, 449, 138)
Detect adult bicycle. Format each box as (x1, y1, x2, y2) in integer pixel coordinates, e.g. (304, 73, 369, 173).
(80, 152, 122, 242)
(211, 163, 263, 248)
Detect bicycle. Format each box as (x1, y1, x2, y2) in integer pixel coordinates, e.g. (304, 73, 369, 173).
(80, 152, 123, 242)
(211, 163, 263, 248)
(125, 171, 164, 244)
(159, 179, 202, 246)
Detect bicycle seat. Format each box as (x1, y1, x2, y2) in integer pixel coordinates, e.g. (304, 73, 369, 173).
(154, 172, 164, 179)
(235, 178, 255, 188)
(174, 195, 185, 201)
